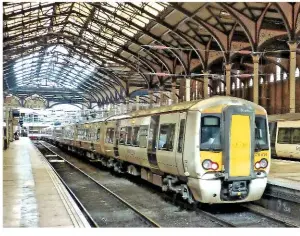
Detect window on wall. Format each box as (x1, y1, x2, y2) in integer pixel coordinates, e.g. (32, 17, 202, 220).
(139, 125, 148, 148)
(276, 65, 281, 81)
(270, 74, 274, 83)
(296, 67, 300, 77)
(249, 79, 253, 87)
(221, 83, 225, 92)
(158, 124, 176, 151)
(232, 83, 235, 91)
(105, 128, 115, 143)
(283, 72, 287, 80)
(236, 78, 240, 89)
(260, 77, 264, 84)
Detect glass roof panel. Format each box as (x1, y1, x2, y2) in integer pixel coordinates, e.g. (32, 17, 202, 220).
(4, 2, 168, 96)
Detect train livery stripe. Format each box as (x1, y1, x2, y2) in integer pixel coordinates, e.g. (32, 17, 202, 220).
(147, 115, 160, 168)
(229, 115, 251, 177)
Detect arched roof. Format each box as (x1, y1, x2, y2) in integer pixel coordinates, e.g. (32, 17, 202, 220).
(3, 2, 300, 105)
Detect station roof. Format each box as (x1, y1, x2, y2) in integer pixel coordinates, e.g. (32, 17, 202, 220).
(3, 2, 298, 105)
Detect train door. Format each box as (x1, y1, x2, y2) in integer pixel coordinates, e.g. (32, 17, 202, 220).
(114, 120, 120, 158)
(156, 113, 180, 175)
(175, 112, 187, 176)
(223, 105, 255, 181)
(147, 115, 160, 169)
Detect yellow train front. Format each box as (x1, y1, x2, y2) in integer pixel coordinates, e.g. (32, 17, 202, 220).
(186, 97, 270, 203)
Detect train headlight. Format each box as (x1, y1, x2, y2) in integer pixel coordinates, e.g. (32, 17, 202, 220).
(255, 158, 268, 169)
(211, 162, 219, 171)
(202, 159, 219, 171)
(202, 159, 212, 170)
(255, 162, 261, 169)
(259, 158, 268, 168)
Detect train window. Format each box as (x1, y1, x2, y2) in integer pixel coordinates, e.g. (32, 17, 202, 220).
(291, 128, 300, 144)
(126, 127, 133, 145)
(177, 119, 186, 153)
(277, 128, 291, 144)
(132, 127, 140, 146)
(255, 117, 268, 149)
(158, 124, 176, 151)
(105, 128, 115, 143)
(119, 127, 126, 145)
(96, 128, 101, 141)
(139, 126, 148, 148)
(200, 116, 221, 151)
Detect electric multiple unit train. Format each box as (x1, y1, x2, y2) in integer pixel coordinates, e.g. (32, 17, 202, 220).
(42, 96, 271, 204)
(269, 117, 300, 160)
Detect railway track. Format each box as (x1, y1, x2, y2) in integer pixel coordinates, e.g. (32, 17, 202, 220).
(36, 141, 159, 227)
(35, 141, 300, 228)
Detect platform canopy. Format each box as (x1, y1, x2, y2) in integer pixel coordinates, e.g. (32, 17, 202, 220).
(3, 2, 299, 106)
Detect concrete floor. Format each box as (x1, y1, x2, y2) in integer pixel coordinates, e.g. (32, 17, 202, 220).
(3, 138, 90, 228)
(269, 159, 300, 191)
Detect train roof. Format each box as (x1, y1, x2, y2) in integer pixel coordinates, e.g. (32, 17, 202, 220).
(125, 96, 266, 119)
(61, 97, 267, 126)
(268, 113, 300, 122)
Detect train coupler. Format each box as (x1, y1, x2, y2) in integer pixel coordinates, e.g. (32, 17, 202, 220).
(221, 181, 249, 201)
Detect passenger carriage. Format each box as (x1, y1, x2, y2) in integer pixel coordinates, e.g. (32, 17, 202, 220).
(43, 96, 271, 204)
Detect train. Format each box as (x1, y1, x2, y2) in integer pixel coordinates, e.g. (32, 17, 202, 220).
(41, 96, 271, 204)
(269, 116, 300, 160)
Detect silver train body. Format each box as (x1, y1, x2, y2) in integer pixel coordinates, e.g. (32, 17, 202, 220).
(42, 97, 271, 204)
(269, 115, 300, 160)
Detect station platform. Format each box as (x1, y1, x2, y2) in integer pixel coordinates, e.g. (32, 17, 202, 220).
(3, 137, 90, 228)
(269, 159, 300, 191)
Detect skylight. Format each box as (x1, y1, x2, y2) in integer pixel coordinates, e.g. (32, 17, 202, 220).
(13, 45, 97, 89)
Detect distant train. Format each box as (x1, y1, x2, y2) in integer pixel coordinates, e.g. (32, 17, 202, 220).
(269, 118, 300, 160)
(42, 96, 271, 204)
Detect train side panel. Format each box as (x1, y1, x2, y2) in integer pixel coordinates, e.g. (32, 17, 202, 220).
(117, 117, 150, 167)
(275, 120, 300, 159)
